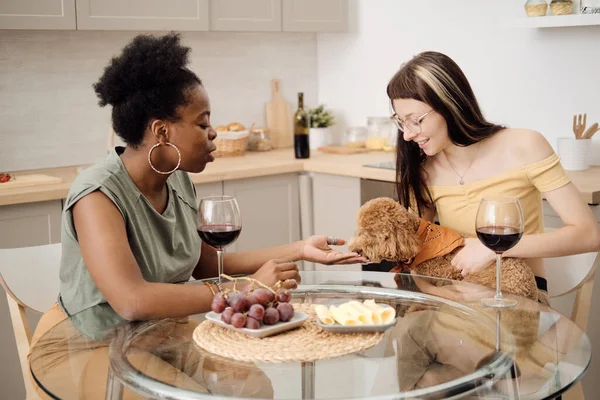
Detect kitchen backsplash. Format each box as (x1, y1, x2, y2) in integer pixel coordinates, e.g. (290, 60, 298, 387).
(0, 30, 318, 171)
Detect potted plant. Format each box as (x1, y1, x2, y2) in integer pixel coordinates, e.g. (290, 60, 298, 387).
(309, 104, 335, 149)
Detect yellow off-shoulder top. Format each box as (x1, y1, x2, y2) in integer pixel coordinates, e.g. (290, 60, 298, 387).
(428, 153, 571, 237)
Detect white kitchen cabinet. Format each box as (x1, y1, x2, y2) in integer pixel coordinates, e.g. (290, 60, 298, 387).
(282, 0, 348, 32)
(311, 173, 361, 271)
(223, 174, 300, 253)
(2, 0, 347, 32)
(0, 0, 76, 30)
(0, 201, 62, 249)
(194, 181, 223, 205)
(209, 0, 281, 31)
(75, 0, 209, 31)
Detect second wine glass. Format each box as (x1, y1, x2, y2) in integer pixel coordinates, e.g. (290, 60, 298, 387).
(198, 196, 242, 285)
(475, 196, 524, 308)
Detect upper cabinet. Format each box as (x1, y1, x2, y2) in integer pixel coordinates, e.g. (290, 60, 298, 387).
(209, 0, 281, 31)
(75, 0, 209, 31)
(0, 0, 347, 32)
(209, 0, 347, 32)
(282, 0, 348, 32)
(0, 0, 76, 30)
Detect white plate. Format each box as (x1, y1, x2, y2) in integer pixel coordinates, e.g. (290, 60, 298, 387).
(316, 319, 396, 333)
(205, 311, 309, 339)
(316, 304, 397, 333)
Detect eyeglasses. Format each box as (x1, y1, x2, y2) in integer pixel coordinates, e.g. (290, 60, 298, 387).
(389, 109, 432, 134)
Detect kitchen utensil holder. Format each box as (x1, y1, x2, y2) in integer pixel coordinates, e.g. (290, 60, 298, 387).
(558, 137, 592, 171)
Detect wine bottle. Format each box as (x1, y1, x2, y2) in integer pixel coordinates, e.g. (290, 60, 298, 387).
(294, 92, 310, 159)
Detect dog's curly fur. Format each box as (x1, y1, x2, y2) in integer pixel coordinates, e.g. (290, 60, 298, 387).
(348, 197, 538, 301)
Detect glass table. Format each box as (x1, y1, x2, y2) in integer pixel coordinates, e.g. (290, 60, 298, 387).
(30, 271, 591, 400)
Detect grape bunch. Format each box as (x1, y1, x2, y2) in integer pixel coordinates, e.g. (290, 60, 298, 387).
(211, 280, 295, 330)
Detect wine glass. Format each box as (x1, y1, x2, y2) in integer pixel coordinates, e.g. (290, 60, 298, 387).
(198, 196, 242, 285)
(476, 196, 524, 308)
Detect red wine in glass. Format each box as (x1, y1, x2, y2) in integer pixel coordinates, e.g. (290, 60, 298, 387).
(198, 196, 242, 284)
(476, 196, 524, 308)
(476, 226, 523, 254)
(198, 225, 242, 249)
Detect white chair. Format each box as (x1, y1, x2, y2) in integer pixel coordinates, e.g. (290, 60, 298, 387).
(543, 228, 600, 400)
(0, 244, 62, 400)
(545, 250, 599, 331)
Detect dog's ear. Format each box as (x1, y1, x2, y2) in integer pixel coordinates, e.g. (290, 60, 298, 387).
(392, 204, 422, 260)
(397, 202, 421, 231)
(394, 225, 421, 260)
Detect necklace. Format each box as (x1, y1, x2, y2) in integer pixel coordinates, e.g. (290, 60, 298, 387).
(445, 143, 480, 185)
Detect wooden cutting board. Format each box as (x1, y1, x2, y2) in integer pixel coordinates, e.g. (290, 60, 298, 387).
(266, 79, 293, 149)
(0, 174, 62, 190)
(317, 146, 370, 155)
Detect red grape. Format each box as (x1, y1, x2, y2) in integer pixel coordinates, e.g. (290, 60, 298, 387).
(277, 290, 291, 303)
(253, 289, 273, 306)
(211, 297, 227, 313)
(245, 316, 261, 329)
(227, 293, 247, 313)
(246, 294, 258, 307)
(241, 284, 252, 294)
(277, 303, 294, 322)
(231, 313, 247, 328)
(248, 304, 265, 321)
(263, 307, 280, 325)
(221, 307, 234, 324)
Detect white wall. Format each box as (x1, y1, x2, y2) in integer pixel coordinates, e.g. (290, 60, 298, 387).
(317, 0, 600, 165)
(0, 30, 318, 172)
(317, 1, 600, 397)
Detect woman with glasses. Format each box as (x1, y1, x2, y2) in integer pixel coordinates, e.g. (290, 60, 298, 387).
(386, 51, 600, 304)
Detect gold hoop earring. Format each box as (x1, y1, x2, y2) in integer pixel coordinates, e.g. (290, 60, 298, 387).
(147, 142, 181, 175)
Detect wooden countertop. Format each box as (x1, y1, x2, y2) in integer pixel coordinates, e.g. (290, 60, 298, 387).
(1, 148, 599, 206)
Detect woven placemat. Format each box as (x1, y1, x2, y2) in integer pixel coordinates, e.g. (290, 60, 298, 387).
(193, 303, 384, 363)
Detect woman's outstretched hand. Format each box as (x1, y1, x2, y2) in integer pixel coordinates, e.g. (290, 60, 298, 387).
(299, 235, 368, 265)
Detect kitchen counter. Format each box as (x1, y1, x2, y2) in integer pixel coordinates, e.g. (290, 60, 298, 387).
(1, 148, 599, 206)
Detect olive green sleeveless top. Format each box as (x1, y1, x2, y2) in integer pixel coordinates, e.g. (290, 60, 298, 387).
(58, 147, 201, 330)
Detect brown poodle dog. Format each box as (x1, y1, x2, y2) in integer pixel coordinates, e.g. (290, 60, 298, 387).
(348, 197, 538, 301)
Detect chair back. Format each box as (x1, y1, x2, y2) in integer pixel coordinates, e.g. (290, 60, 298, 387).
(0, 243, 61, 400)
(544, 227, 599, 331)
(0, 243, 61, 313)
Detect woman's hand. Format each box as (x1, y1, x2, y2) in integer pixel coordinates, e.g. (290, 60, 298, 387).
(251, 259, 301, 289)
(451, 238, 495, 276)
(299, 235, 368, 265)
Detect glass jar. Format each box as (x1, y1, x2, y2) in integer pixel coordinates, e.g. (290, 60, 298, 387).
(383, 125, 397, 152)
(524, 0, 548, 16)
(550, 0, 573, 15)
(366, 117, 394, 150)
(344, 126, 367, 148)
(247, 127, 273, 152)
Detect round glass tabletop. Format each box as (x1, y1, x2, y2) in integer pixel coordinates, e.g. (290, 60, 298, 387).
(30, 271, 591, 400)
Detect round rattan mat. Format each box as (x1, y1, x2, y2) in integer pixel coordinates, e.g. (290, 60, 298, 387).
(193, 303, 384, 363)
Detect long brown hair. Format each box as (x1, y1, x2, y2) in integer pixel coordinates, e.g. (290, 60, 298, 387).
(386, 51, 505, 215)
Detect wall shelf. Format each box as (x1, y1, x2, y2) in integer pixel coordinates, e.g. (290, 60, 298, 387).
(517, 13, 600, 28)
